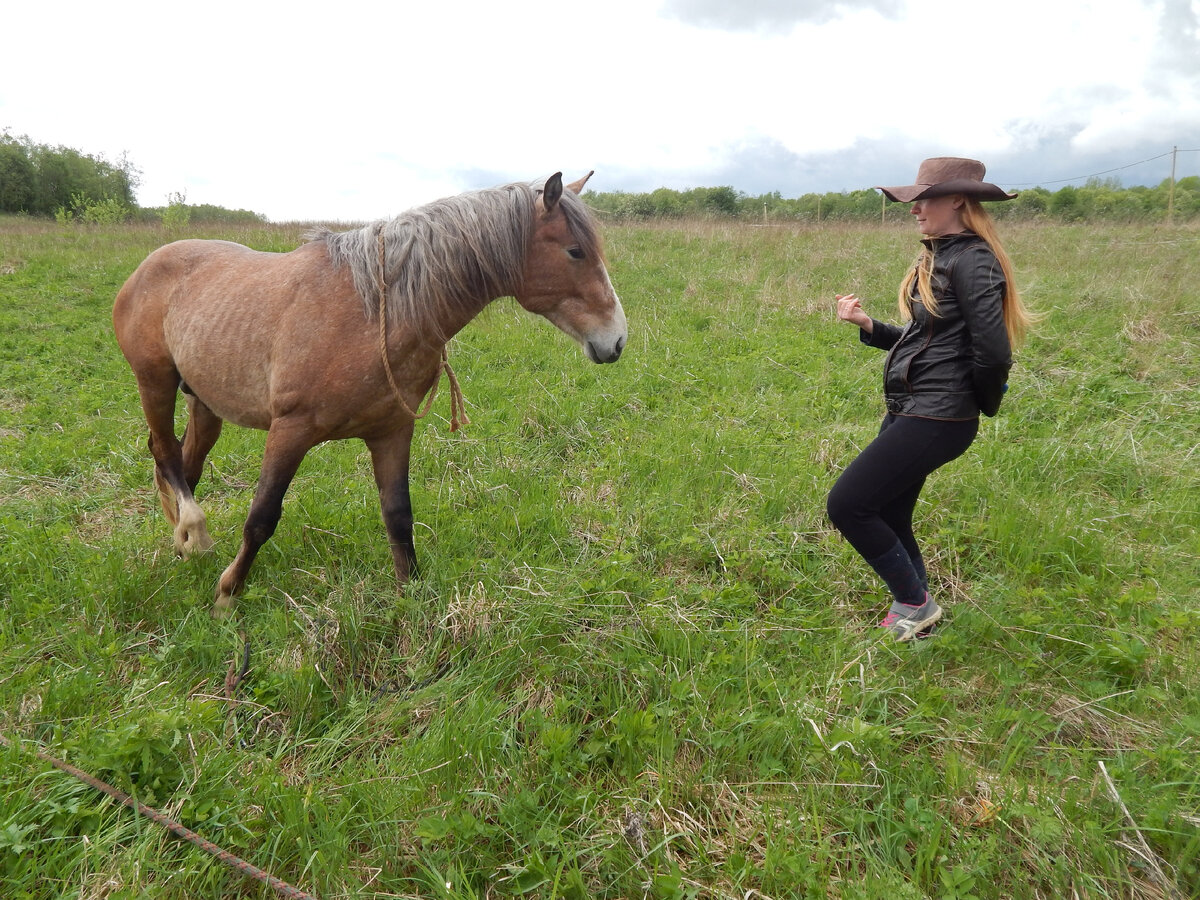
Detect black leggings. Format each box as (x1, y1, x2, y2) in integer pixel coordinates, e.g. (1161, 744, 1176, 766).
(827, 414, 979, 571)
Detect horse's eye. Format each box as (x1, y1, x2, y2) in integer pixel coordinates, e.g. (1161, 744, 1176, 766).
(566, 247, 585, 260)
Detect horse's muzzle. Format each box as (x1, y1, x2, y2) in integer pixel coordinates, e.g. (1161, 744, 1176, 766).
(587, 335, 625, 364)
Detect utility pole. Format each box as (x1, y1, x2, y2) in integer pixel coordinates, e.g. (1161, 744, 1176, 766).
(1167, 145, 1177, 223)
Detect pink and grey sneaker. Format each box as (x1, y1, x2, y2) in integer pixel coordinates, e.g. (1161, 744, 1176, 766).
(878, 594, 943, 642)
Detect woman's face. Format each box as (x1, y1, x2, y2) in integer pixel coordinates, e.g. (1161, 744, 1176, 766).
(911, 194, 966, 237)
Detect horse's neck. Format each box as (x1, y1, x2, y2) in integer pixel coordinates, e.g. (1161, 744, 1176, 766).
(434, 294, 496, 343)
(387, 293, 494, 358)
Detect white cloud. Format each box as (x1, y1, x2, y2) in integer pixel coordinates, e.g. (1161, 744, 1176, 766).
(1, 0, 1195, 220)
(661, 0, 904, 31)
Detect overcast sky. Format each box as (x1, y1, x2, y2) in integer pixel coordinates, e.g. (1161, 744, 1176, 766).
(3, 0, 1197, 221)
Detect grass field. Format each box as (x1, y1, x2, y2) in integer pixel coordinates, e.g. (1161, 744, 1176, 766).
(1, 215, 1198, 899)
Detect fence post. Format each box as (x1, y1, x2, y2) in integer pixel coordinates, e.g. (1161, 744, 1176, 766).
(1167, 145, 1177, 223)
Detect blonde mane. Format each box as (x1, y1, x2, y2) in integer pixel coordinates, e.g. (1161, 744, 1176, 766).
(311, 180, 601, 340)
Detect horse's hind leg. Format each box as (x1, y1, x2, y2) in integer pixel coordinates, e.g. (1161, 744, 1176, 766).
(136, 369, 214, 557)
(182, 392, 223, 493)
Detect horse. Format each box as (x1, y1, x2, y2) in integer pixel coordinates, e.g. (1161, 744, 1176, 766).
(113, 172, 626, 617)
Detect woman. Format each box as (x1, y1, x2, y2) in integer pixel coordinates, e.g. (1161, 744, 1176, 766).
(827, 157, 1032, 642)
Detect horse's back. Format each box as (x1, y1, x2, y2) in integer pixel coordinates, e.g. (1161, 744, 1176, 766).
(114, 239, 360, 429)
(114, 239, 268, 342)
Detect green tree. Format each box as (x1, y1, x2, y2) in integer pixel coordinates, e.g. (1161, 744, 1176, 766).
(1049, 185, 1084, 221)
(0, 134, 35, 212)
(698, 186, 740, 216)
(648, 187, 685, 218)
(1172, 175, 1200, 217)
(0, 135, 140, 217)
(1010, 187, 1049, 218)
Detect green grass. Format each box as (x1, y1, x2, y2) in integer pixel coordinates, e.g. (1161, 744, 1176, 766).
(1, 216, 1198, 898)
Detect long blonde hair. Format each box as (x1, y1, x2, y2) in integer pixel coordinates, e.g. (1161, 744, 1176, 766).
(898, 197, 1032, 347)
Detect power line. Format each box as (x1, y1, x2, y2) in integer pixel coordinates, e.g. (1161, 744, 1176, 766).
(1006, 148, 1199, 189)
(1007, 152, 1171, 187)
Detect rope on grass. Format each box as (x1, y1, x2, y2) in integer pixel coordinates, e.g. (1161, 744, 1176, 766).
(0, 732, 317, 900)
(224, 629, 253, 748)
(375, 224, 469, 432)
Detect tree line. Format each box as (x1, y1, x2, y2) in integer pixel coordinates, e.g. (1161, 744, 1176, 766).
(582, 177, 1200, 224)
(3, 131, 1196, 225)
(0, 131, 264, 225)
(0, 131, 138, 220)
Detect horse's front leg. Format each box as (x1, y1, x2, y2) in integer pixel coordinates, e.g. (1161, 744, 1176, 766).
(366, 426, 418, 586)
(212, 420, 314, 617)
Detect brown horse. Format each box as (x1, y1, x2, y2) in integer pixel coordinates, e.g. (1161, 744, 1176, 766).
(114, 172, 626, 616)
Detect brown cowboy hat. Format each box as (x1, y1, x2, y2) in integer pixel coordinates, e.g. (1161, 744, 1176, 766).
(876, 157, 1017, 203)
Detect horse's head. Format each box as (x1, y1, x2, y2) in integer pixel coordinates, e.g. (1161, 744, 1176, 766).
(517, 172, 627, 364)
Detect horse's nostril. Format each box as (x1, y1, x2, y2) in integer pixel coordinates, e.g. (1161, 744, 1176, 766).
(586, 340, 622, 363)
(616, 335, 626, 354)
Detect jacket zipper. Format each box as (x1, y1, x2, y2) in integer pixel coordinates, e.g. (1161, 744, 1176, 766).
(902, 315, 935, 394)
(883, 320, 912, 393)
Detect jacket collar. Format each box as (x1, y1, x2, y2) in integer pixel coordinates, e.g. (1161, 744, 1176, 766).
(921, 230, 979, 251)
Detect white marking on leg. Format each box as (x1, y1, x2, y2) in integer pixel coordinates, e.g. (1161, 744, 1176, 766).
(155, 470, 179, 525)
(174, 497, 214, 557)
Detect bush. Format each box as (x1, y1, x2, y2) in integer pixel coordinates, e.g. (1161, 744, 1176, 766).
(160, 191, 191, 230)
(54, 191, 130, 225)
(78, 197, 130, 225)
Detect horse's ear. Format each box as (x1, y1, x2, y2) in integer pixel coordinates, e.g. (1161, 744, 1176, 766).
(542, 172, 563, 214)
(566, 171, 594, 194)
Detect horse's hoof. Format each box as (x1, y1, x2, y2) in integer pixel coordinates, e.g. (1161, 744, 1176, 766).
(176, 533, 215, 559)
(174, 502, 215, 558)
(211, 592, 235, 619)
(185, 531, 216, 555)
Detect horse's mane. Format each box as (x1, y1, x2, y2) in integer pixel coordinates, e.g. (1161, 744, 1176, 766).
(309, 180, 601, 340)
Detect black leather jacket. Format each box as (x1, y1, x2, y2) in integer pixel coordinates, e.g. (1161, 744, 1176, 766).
(860, 232, 1012, 419)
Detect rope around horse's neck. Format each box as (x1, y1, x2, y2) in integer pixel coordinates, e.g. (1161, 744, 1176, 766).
(375, 226, 469, 432)
(0, 733, 316, 900)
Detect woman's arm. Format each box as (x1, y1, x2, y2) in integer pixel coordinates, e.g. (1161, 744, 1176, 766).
(837, 293, 905, 349)
(952, 246, 1013, 416)
(836, 293, 873, 332)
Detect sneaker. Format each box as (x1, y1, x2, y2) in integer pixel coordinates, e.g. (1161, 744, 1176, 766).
(878, 594, 943, 642)
(913, 620, 940, 640)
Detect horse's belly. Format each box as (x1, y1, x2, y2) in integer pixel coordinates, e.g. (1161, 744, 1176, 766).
(165, 292, 376, 434)
(165, 299, 280, 431)
(175, 356, 274, 430)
